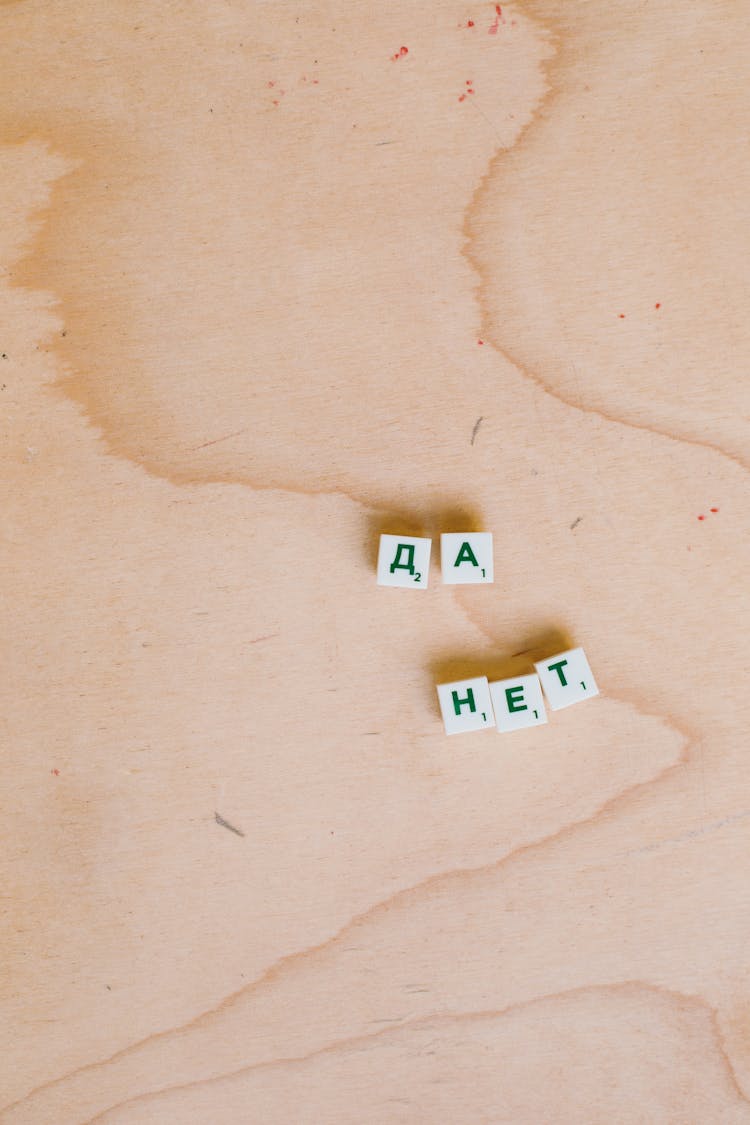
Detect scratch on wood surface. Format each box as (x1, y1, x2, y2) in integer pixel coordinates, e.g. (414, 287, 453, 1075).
(214, 812, 245, 838)
(470, 416, 484, 445)
(624, 809, 750, 858)
(570, 516, 582, 530)
(190, 429, 247, 452)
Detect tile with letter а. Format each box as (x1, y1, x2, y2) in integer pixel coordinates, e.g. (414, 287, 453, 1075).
(377, 534, 432, 588)
(440, 532, 493, 585)
(489, 673, 547, 733)
(437, 676, 495, 735)
(535, 647, 599, 710)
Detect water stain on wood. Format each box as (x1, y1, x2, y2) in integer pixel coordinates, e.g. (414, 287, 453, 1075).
(0, 1, 553, 505)
(463, 0, 750, 475)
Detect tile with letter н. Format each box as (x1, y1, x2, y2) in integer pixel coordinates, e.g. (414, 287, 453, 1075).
(534, 647, 599, 710)
(489, 673, 547, 733)
(437, 676, 495, 735)
(440, 532, 493, 585)
(377, 534, 432, 589)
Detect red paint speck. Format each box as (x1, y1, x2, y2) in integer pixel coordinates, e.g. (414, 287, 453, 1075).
(51, 768, 60, 776)
(489, 4, 503, 33)
(458, 94, 467, 102)
(710, 507, 719, 513)
(468, 19, 475, 26)
(272, 99, 279, 106)
(268, 81, 275, 88)
(618, 313, 625, 319)
(392, 45, 409, 60)
(698, 514, 706, 520)
(655, 302, 661, 309)
(478, 339, 484, 345)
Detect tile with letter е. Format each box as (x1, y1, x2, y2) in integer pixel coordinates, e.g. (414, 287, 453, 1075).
(377, 534, 432, 589)
(535, 647, 599, 710)
(489, 673, 547, 733)
(440, 532, 493, 585)
(437, 676, 495, 735)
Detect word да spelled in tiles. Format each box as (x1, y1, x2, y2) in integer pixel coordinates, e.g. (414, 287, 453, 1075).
(377, 532, 493, 588)
(437, 648, 599, 736)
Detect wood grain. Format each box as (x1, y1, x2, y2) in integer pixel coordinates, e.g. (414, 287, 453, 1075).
(1, 2, 748, 1122)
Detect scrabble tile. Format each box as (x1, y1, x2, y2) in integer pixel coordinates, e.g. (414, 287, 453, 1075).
(489, 673, 547, 733)
(437, 676, 495, 735)
(440, 532, 493, 585)
(377, 534, 432, 589)
(535, 647, 599, 710)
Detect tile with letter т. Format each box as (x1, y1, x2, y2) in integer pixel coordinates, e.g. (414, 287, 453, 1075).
(377, 534, 431, 589)
(535, 648, 599, 710)
(489, 673, 547, 732)
(437, 676, 495, 735)
(440, 532, 494, 584)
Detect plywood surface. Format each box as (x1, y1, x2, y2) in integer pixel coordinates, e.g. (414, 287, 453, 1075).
(1, 2, 749, 1121)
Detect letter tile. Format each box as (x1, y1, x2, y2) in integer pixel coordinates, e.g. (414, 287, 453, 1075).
(440, 533, 493, 585)
(535, 648, 599, 710)
(377, 534, 432, 588)
(489, 673, 547, 733)
(437, 676, 495, 735)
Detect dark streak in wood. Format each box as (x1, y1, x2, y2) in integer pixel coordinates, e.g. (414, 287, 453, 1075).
(214, 813, 245, 838)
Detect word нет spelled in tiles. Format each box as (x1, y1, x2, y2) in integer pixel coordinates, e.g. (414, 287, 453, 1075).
(437, 649, 599, 736)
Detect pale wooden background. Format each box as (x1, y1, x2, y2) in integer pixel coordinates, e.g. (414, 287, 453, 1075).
(1, 1, 749, 1122)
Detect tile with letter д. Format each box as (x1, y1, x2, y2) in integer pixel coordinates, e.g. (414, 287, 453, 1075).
(440, 532, 494, 585)
(437, 676, 495, 735)
(534, 647, 599, 710)
(489, 673, 547, 733)
(377, 534, 431, 589)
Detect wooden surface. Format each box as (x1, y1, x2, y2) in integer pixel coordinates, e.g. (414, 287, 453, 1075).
(1, 2, 749, 1122)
